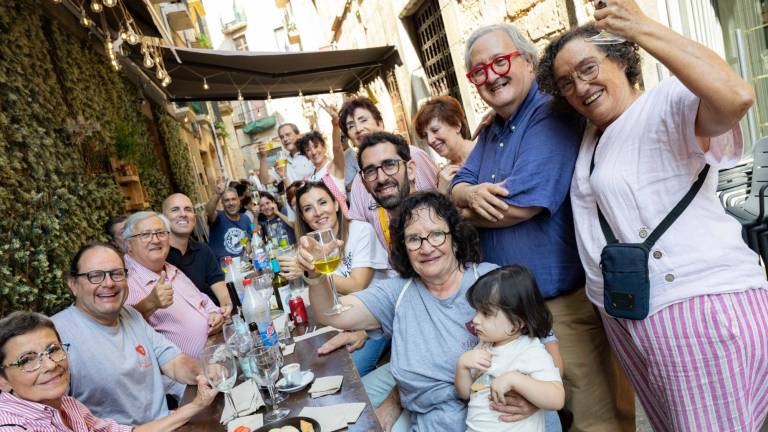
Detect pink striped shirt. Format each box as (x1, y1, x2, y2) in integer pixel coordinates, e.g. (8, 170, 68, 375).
(349, 145, 438, 249)
(125, 255, 218, 358)
(0, 392, 132, 432)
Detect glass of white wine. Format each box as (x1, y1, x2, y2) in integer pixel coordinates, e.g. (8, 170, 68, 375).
(585, 0, 626, 44)
(201, 344, 238, 418)
(307, 228, 352, 316)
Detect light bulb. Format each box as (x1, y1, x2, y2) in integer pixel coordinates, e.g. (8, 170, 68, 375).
(119, 30, 128, 41)
(203, 78, 209, 90)
(156, 68, 166, 80)
(52, 0, 63, 3)
(329, 88, 334, 95)
(161, 76, 171, 87)
(267, 93, 272, 102)
(142, 52, 154, 68)
(237, 90, 243, 101)
(80, 14, 92, 27)
(90, 0, 102, 12)
(126, 32, 139, 45)
(103, 0, 116, 6)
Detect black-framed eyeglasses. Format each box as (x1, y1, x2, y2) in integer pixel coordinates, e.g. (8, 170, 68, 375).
(1, 343, 70, 373)
(555, 57, 606, 95)
(73, 268, 128, 284)
(404, 230, 451, 251)
(128, 230, 170, 243)
(466, 51, 522, 86)
(361, 159, 404, 182)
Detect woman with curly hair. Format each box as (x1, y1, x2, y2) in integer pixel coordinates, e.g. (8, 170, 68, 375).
(536, 0, 768, 429)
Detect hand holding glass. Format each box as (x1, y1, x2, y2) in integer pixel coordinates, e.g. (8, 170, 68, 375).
(306, 228, 351, 315)
(585, 0, 626, 44)
(201, 345, 238, 418)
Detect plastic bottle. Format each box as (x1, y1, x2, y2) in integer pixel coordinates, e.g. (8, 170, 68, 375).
(229, 313, 253, 378)
(241, 277, 278, 348)
(224, 256, 244, 304)
(251, 229, 269, 272)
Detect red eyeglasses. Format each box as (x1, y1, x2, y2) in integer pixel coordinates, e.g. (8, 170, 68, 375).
(466, 51, 522, 86)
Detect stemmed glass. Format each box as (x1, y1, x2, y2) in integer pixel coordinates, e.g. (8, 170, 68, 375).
(585, 0, 626, 44)
(250, 345, 289, 422)
(201, 344, 238, 418)
(223, 319, 254, 378)
(307, 228, 352, 316)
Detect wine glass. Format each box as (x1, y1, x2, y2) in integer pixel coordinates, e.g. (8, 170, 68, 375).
(585, 0, 626, 44)
(250, 345, 289, 422)
(201, 344, 238, 418)
(307, 228, 352, 316)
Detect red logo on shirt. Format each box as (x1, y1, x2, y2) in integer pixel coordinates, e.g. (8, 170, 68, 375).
(135, 345, 147, 356)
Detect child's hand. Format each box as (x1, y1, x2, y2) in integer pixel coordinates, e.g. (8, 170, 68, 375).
(490, 371, 524, 405)
(459, 349, 492, 371)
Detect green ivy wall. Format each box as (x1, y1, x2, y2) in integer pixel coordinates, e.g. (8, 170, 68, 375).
(0, 0, 199, 315)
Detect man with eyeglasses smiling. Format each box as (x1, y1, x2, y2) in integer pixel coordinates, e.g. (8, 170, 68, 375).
(51, 243, 213, 427)
(452, 24, 631, 432)
(121, 211, 225, 360)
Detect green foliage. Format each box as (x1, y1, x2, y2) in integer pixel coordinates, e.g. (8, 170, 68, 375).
(155, 105, 200, 202)
(0, 0, 182, 315)
(196, 32, 213, 49)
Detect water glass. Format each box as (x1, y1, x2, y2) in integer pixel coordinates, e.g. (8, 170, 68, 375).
(250, 345, 289, 422)
(201, 344, 238, 418)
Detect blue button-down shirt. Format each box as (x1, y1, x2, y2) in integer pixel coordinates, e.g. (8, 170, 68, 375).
(453, 81, 585, 298)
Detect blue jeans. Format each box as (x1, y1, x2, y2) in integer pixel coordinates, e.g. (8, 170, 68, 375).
(351, 336, 390, 377)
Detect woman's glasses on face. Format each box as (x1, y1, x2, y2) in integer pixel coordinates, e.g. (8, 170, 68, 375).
(466, 51, 522, 86)
(1, 343, 70, 373)
(404, 230, 451, 251)
(555, 57, 604, 96)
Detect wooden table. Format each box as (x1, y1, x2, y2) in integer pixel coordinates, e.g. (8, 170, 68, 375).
(178, 329, 383, 431)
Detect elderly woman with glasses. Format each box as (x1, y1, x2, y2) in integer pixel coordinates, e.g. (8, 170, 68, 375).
(297, 191, 518, 431)
(535, 0, 768, 429)
(0, 311, 217, 431)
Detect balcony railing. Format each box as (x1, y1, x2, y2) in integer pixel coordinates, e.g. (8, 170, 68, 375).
(221, 10, 247, 34)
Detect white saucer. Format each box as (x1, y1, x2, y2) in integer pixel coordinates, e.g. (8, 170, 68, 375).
(276, 370, 314, 393)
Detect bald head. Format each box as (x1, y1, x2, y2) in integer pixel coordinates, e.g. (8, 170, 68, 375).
(162, 193, 196, 236)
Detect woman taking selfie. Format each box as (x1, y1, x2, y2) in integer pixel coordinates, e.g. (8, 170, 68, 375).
(536, 0, 768, 429)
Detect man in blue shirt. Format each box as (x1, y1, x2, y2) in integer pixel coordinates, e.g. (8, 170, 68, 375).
(205, 177, 251, 261)
(452, 24, 633, 432)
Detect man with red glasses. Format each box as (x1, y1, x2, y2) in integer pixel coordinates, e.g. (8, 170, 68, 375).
(451, 24, 632, 432)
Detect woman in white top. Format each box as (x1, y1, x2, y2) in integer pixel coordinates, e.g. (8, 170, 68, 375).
(280, 180, 390, 376)
(296, 131, 346, 201)
(536, 1, 768, 430)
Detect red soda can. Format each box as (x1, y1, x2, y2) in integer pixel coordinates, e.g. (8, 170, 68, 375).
(289, 296, 308, 324)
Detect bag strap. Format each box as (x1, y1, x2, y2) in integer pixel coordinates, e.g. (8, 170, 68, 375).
(589, 135, 710, 248)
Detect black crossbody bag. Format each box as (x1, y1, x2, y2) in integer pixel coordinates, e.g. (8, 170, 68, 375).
(589, 140, 709, 320)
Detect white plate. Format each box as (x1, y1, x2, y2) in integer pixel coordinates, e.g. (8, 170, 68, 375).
(276, 371, 314, 393)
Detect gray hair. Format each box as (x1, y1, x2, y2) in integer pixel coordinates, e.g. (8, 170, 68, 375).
(464, 24, 538, 70)
(122, 211, 171, 252)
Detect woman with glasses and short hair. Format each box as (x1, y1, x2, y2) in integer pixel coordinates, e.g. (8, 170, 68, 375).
(0, 311, 217, 431)
(297, 191, 507, 431)
(535, 0, 768, 429)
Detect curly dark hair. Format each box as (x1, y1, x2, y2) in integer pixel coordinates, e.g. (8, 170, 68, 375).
(537, 23, 642, 113)
(338, 97, 384, 138)
(389, 191, 482, 279)
(295, 130, 326, 157)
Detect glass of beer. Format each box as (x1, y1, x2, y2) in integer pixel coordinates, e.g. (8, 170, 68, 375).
(307, 228, 352, 316)
(275, 150, 289, 169)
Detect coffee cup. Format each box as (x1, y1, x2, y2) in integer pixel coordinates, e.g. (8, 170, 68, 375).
(281, 363, 302, 386)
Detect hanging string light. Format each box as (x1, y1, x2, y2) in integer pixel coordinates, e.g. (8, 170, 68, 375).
(103, 0, 116, 7)
(142, 50, 154, 68)
(90, 0, 103, 13)
(203, 77, 209, 90)
(237, 89, 244, 101)
(52, 0, 63, 3)
(79, 5, 93, 27)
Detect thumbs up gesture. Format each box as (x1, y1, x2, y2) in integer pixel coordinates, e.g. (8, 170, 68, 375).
(150, 271, 174, 309)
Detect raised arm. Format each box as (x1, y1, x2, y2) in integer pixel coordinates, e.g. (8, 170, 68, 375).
(205, 177, 227, 223)
(258, 142, 276, 185)
(596, 0, 754, 138)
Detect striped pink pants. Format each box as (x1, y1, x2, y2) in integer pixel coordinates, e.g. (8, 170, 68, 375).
(601, 288, 768, 432)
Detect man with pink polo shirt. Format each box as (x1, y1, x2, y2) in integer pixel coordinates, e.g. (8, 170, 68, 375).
(122, 210, 225, 359)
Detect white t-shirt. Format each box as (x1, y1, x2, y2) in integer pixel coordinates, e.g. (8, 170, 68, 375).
(570, 77, 767, 316)
(466, 337, 561, 432)
(287, 152, 315, 183)
(309, 161, 346, 195)
(336, 220, 390, 278)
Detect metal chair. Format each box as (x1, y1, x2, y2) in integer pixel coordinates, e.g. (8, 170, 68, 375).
(725, 137, 768, 251)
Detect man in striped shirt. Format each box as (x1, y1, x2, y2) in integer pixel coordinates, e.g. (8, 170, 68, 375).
(122, 211, 225, 358)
